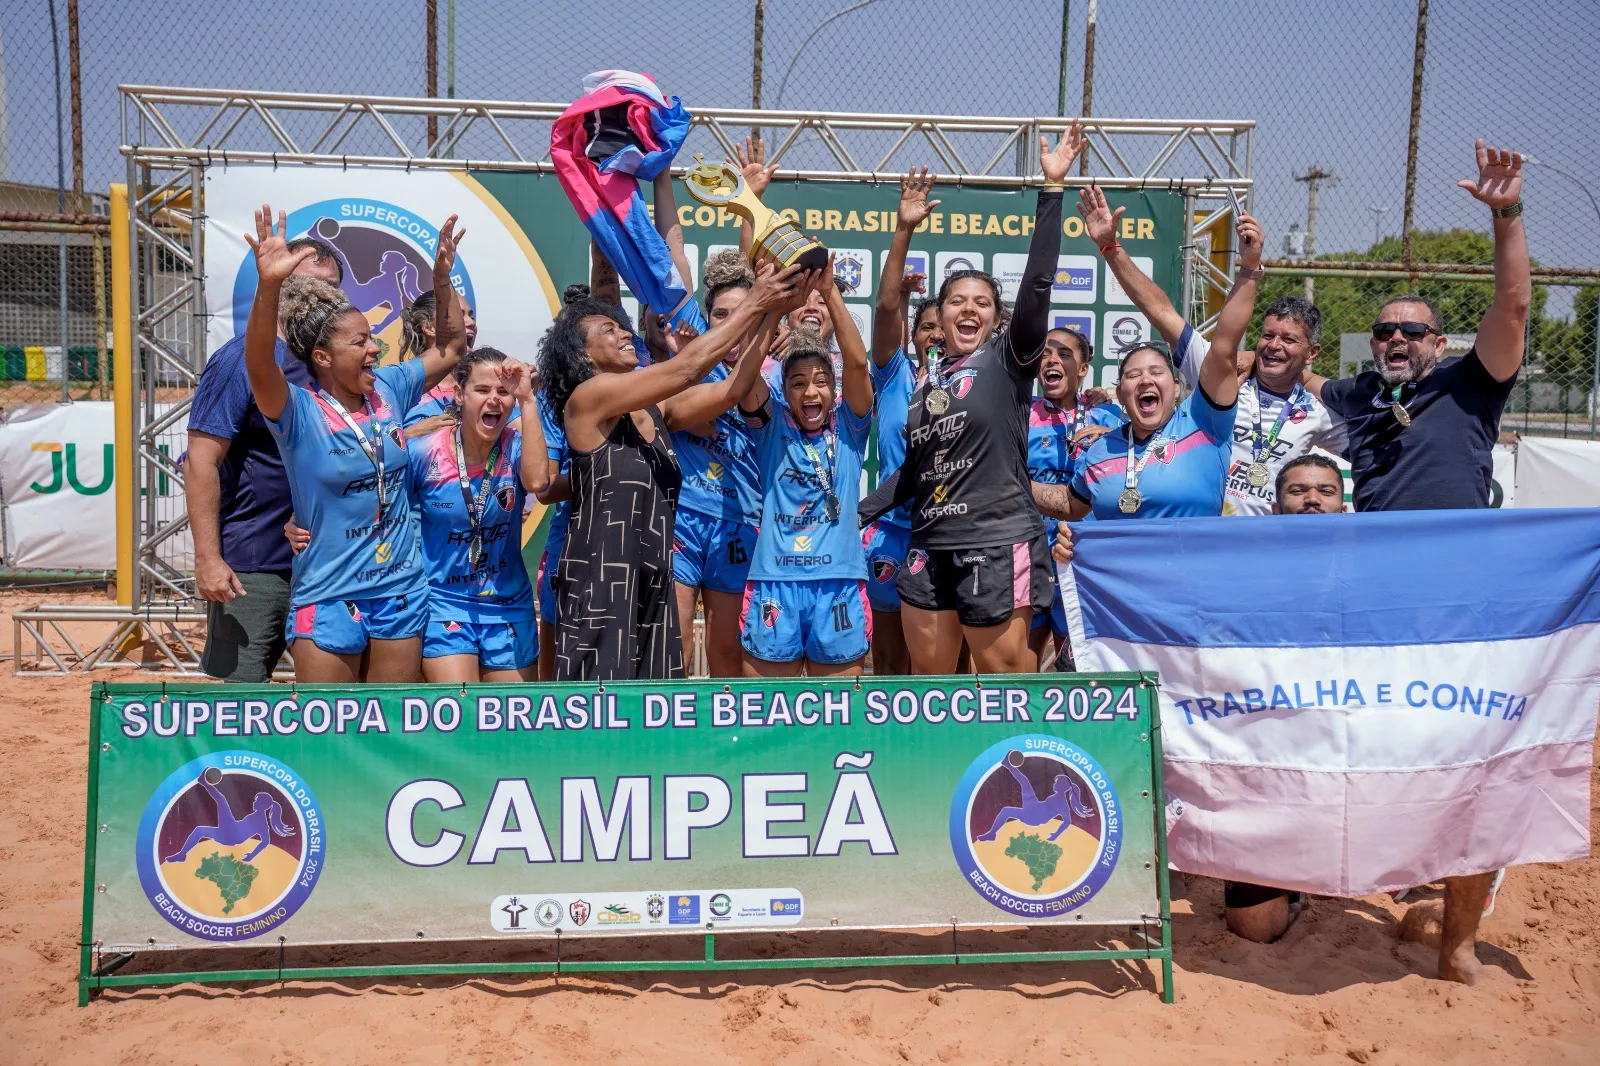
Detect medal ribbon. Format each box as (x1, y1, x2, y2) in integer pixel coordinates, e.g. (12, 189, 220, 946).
(1370, 383, 1415, 413)
(925, 346, 946, 395)
(1122, 409, 1176, 496)
(451, 425, 506, 572)
(800, 426, 838, 516)
(317, 387, 388, 525)
(1249, 379, 1308, 463)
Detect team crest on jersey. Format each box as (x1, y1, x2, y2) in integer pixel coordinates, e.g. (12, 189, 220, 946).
(344, 600, 363, 621)
(950, 369, 978, 399)
(1289, 406, 1309, 423)
(906, 549, 928, 574)
(494, 485, 517, 512)
(761, 602, 781, 628)
(387, 425, 406, 451)
(873, 559, 899, 584)
(444, 620, 462, 633)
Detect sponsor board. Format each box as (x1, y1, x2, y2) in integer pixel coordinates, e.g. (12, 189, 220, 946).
(490, 890, 805, 933)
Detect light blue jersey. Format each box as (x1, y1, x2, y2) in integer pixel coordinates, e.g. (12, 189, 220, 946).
(404, 382, 456, 428)
(1029, 394, 1123, 531)
(408, 425, 532, 623)
(747, 404, 872, 583)
(672, 361, 762, 526)
(267, 360, 427, 608)
(871, 349, 917, 531)
(1070, 387, 1237, 521)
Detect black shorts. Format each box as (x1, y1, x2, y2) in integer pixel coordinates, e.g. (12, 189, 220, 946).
(896, 534, 1054, 628)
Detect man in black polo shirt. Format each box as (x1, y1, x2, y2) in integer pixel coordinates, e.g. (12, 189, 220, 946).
(186, 239, 343, 681)
(1306, 138, 1529, 984)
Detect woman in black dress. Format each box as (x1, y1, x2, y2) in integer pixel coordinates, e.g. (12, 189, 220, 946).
(538, 262, 810, 681)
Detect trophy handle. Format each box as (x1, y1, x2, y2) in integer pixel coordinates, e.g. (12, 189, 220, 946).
(682, 154, 747, 207)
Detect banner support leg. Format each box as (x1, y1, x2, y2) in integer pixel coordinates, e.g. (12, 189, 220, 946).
(704, 933, 715, 964)
(1146, 673, 1176, 1004)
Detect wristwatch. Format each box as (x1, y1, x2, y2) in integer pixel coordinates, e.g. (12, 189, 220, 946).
(1238, 266, 1266, 280)
(1492, 199, 1523, 219)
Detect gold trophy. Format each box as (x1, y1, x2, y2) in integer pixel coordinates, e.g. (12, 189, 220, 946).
(682, 154, 829, 271)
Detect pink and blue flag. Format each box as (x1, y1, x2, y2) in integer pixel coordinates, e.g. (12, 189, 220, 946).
(551, 71, 706, 331)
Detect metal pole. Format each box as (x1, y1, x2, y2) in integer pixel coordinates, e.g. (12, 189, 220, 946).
(1401, 0, 1430, 267)
(1078, 0, 1097, 175)
(49, 0, 70, 403)
(67, 0, 82, 205)
(751, 0, 765, 142)
(1056, 0, 1072, 118)
(1522, 157, 1600, 436)
(426, 0, 438, 149)
(446, 0, 455, 100)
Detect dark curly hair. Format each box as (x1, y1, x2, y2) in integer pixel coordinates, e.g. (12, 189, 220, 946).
(278, 276, 360, 368)
(399, 290, 437, 358)
(536, 299, 634, 427)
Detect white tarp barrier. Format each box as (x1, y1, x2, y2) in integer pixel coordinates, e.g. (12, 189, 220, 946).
(1513, 436, 1600, 508)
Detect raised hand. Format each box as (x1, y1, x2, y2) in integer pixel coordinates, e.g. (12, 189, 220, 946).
(733, 135, 779, 198)
(665, 320, 699, 356)
(1457, 137, 1523, 210)
(897, 168, 941, 231)
(496, 359, 539, 402)
(1039, 118, 1085, 185)
(433, 214, 467, 279)
(1237, 212, 1264, 271)
(748, 262, 811, 314)
(1080, 386, 1113, 407)
(767, 321, 792, 360)
(1076, 185, 1123, 248)
(244, 206, 316, 285)
(900, 271, 928, 295)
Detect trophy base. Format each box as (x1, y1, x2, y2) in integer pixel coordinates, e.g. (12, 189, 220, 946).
(753, 219, 830, 273)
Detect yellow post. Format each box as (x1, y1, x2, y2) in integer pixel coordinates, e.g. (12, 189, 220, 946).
(110, 183, 134, 607)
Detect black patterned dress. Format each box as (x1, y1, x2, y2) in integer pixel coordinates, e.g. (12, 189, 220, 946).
(553, 406, 684, 681)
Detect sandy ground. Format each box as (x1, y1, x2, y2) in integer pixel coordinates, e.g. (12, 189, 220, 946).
(1, 589, 1597, 1064)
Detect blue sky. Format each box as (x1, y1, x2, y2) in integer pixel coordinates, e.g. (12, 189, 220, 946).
(4, 0, 1596, 286)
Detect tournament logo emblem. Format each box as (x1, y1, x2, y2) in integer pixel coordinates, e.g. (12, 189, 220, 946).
(873, 559, 898, 584)
(906, 549, 928, 574)
(534, 898, 563, 927)
(761, 601, 781, 628)
(948, 735, 1121, 918)
(950, 369, 978, 399)
(569, 899, 592, 926)
(136, 752, 324, 942)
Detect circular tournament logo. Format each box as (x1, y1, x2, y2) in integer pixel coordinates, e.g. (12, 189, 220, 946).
(948, 735, 1121, 918)
(230, 197, 478, 361)
(136, 752, 324, 941)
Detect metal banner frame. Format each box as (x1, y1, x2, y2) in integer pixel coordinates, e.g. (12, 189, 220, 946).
(79, 672, 1174, 1003)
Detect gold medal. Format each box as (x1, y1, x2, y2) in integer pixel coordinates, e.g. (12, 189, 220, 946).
(926, 388, 950, 415)
(1247, 461, 1271, 488)
(1393, 404, 1412, 427)
(1117, 488, 1142, 514)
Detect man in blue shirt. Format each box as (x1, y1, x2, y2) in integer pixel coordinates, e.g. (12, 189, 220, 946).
(185, 238, 341, 681)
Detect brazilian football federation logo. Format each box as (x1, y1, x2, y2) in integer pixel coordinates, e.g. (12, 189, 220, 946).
(136, 752, 324, 942)
(948, 735, 1120, 918)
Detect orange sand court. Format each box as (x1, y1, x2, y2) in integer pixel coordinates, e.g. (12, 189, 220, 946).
(1, 592, 1596, 1064)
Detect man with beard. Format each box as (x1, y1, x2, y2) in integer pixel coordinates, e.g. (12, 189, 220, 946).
(1305, 138, 1530, 985)
(1078, 187, 1345, 514)
(1271, 454, 1345, 514)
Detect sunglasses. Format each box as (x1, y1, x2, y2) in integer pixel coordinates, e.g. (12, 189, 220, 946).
(1371, 321, 1440, 341)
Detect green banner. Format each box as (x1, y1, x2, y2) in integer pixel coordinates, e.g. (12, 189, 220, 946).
(470, 172, 1187, 390)
(87, 674, 1161, 949)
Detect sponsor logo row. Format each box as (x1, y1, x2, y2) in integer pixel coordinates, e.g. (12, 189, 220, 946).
(489, 889, 805, 933)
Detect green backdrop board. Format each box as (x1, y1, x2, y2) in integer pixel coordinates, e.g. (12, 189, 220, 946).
(470, 172, 1187, 391)
(81, 674, 1171, 1001)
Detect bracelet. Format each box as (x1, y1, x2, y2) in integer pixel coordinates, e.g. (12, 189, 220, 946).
(1042, 182, 1065, 191)
(1491, 199, 1523, 220)
(1098, 241, 1121, 256)
(1238, 266, 1266, 280)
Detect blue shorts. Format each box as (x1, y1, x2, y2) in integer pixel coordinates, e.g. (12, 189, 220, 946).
(740, 578, 871, 665)
(285, 590, 427, 656)
(861, 521, 911, 613)
(1032, 584, 1069, 638)
(423, 616, 538, 670)
(673, 509, 757, 594)
(536, 540, 563, 626)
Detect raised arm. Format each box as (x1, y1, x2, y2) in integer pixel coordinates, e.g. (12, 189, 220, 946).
(1196, 214, 1261, 409)
(1007, 122, 1082, 366)
(572, 263, 807, 428)
(663, 309, 786, 430)
(873, 169, 939, 368)
(1078, 185, 1187, 349)
(652, 171, 696, 312)
(241, 206, 315, 422)
(732, 135, 779, 258)
(589, 240, 622, 308)
(1458, 139, 1530, 382)
(418, 215, 468, 388)
(500, 361, 551, 495)
(827, 264, 874, 418)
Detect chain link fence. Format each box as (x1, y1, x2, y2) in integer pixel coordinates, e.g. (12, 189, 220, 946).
(1, 0, 1594, 427)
